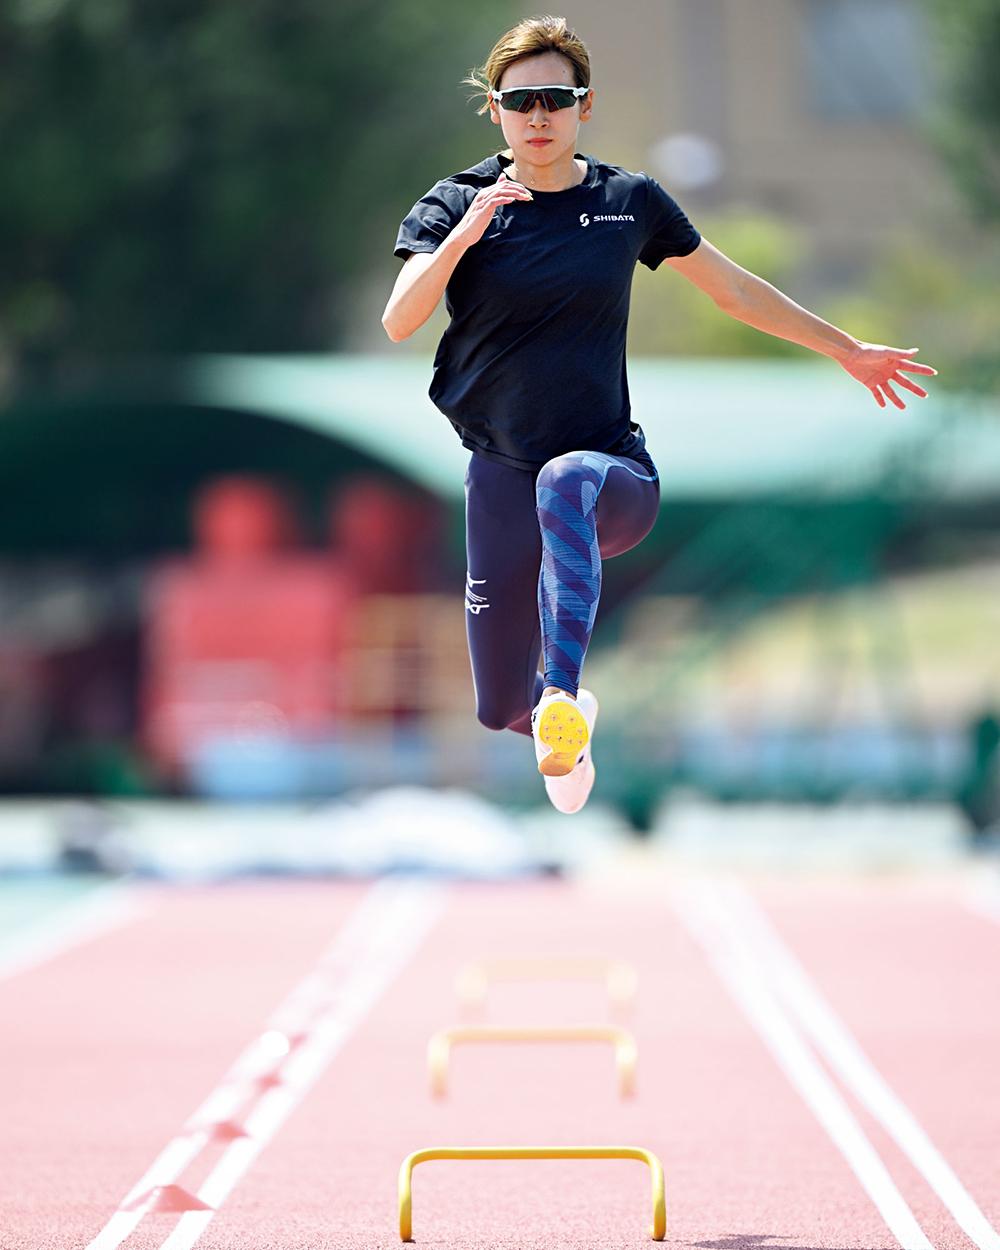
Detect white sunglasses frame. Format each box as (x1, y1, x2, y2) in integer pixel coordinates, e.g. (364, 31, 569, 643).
(489, 84, 591, 110)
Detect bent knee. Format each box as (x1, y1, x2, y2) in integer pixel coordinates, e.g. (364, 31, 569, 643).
(475, 700, 528, 732)
(536, 452, 588, 498)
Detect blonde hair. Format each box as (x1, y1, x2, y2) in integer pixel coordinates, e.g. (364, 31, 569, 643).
(461, 15, 591, 116)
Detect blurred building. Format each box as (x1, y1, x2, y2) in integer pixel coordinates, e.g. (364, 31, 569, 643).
(566, 0, 949, 281)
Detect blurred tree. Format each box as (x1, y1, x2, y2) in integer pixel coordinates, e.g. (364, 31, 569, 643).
(923, 0, 1000, 222)
(808, 0, 1000, 395)
(0, 0, 512, 382)
(627, 211, 807, 357)
(818, 228, 1000, 393)
(629, 201, 999, 393)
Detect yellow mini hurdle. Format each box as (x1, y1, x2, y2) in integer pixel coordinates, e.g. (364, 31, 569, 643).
(455, 957, 638, 1013)
(398, 1145, 666, 1241)
(427, 1025, 638, 1098)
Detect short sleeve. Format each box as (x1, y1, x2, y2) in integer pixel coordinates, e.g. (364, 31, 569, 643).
(638, 175, 701, 270)
(393, 179, 471, 261)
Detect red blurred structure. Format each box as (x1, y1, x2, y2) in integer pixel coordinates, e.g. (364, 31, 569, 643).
(140, 473, 453, 783)
(142, 477, 354, 778)
(328, 476, 444, 595)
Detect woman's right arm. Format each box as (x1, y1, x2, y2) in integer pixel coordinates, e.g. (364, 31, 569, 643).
(380, 240, 470, 343)
(382, 173, 532, 342)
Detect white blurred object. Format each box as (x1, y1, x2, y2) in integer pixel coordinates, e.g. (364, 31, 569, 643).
(120, 788, 590, 881)
(307, 786, 533, 877)
(651, 793, 969, 870)
(649, 132, 723, 191)
(0, 793, 635, 881)
(55, 801, 134, 875)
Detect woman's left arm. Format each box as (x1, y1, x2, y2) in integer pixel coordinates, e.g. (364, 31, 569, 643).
(665, 238, 937, 409)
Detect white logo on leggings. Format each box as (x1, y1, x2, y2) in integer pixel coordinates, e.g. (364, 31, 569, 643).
(465, 574, 490, 614)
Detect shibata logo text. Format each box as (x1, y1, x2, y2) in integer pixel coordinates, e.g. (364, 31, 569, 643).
(579, 213, 635, 227)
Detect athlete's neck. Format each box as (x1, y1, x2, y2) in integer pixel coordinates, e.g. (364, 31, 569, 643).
(504, 149, 585, 193)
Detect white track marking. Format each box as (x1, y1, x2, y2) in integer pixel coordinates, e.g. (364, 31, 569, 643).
(717, 879, 1000, 1250)
(85, 878, 445, 1250)
(0, 882, 149, 982)
(675, 884, 934, 1250)
(158, 879, 443, 1250)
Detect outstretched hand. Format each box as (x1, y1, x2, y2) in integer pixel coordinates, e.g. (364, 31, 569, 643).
(838, 342, 938, 409)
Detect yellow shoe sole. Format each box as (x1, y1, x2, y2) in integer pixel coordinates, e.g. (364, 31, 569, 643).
(536, 700, 590, 777)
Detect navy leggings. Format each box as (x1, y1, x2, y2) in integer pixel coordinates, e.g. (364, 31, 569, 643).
(464, 449, 661, 736)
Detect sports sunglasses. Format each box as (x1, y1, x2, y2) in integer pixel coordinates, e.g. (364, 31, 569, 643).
(490, 84, 590, 113)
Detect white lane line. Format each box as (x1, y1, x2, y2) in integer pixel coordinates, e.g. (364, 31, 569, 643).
(675, 883, 934, 1250)
(85, 877, 446, 1250)
(158, 878, 444, 1250)
(0, 882, 150, 982)
(718, 878, 1000, 1250)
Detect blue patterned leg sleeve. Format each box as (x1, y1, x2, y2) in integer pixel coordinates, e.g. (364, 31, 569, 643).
(533, 453, 614, 697)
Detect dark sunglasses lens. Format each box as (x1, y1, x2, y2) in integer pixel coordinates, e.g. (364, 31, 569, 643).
(501, 90, 535, 112)
(501, 88, 578, 112)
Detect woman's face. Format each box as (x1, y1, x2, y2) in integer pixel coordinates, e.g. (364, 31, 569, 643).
(489, 51, 593, 165)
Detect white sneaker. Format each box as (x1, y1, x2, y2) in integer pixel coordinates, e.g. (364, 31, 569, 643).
(531, 688, 599, 815)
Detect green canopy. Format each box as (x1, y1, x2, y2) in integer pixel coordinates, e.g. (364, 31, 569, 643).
(180, 354, 1000, 501)
(1, 355, 997, 556)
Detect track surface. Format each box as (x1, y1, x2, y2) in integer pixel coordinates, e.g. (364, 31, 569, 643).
(2, 867, 998, 1249)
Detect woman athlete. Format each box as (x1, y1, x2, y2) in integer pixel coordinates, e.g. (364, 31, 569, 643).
(382, 15, 936, 816)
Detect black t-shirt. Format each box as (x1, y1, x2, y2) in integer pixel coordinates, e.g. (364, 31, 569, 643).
(393, 151, 701, 473)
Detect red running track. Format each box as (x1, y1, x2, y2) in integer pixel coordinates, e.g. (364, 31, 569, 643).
(1, 868, 998, 1250)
